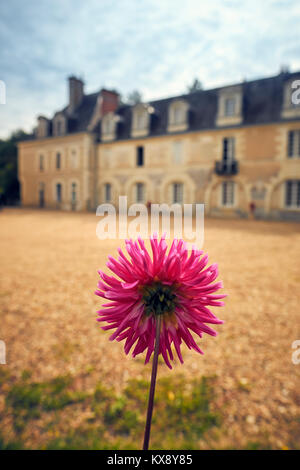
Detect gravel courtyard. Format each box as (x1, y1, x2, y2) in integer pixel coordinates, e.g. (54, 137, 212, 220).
(0, 208, 299, 449)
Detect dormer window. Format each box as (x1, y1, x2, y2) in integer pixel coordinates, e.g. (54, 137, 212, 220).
(131, 104, 150, 138)
(36, 116, 50, 138)
(103, 117, 114, 134)
(53, 113, 66, 137)
(174, 106, 184, 124)
(101, 112, 116, 141)
(136, 111, 147, 130)
(168, 100, 189, 133)
(224, 97, 236, 117)
(282, 78, 300, 119)
(216, 86, 242, 127)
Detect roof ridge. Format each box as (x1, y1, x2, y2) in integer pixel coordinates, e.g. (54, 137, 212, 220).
(142, 71, 299, 107)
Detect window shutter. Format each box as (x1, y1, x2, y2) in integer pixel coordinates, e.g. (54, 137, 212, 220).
(222, 182, 226, 205)
(223, 138, 228, 161)
(285, 180, 292, 206)
(288, 131, 294, 158)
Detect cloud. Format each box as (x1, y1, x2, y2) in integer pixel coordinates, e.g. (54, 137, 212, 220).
(0, 0, 299, 137)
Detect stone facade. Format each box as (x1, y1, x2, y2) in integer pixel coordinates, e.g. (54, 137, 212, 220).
(18, 72, 300, 220)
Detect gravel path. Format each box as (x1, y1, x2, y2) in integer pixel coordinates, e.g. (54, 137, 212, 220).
(0, 208, 299, 449)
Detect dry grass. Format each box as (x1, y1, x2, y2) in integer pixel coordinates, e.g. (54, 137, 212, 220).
(0, 207, 300, 449)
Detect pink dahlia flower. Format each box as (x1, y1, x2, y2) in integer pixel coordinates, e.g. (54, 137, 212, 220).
(95, 234, 225, 369)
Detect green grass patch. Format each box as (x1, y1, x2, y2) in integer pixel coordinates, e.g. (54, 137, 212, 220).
(0, 368, 10, 386)
(5, 373, 88, 433)
(0, 433, 24, 450)
(123, 375, 220, 448)
(89, 374, 220, 448)
(2, 370, 221, 449)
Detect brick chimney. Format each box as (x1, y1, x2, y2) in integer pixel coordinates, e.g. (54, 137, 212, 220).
(99, 89, 119, 116)
(68, 76, 84, 114)
(87, 88, 120, 131)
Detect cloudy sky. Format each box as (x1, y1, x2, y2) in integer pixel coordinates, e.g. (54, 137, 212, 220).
(0, 0, 299, 138)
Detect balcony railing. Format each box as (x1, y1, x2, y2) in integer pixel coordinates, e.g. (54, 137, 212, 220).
(215, 160, 239, 175)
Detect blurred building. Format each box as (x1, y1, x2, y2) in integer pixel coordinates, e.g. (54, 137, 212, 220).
(18, 71, 300, 219)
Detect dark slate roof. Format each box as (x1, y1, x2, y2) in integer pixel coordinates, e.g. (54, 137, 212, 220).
(37, 71, 300, 141)
(106, 70, 300, 142)
(41, 92, 100, 137)
(68, 92, 99, 132)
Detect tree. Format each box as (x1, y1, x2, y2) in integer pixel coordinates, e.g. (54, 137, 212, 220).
(0, 129, 31, 205)
(187, 78, 202, 93)
(126, 90, 142, 105)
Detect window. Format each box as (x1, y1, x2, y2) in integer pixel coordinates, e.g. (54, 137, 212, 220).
(168, 100, 188, 130)
(285, 180, 300, 208)
(56, 183, 62, 203)
(136, 183, 144, 202)
(136, 111, 147, 130)
(39, 155, 44, 171)
(172, 141, 183, 164)
(56, 121, 63, 136)
(104, 183, 111, 202)
(102, 115, 115, 135)
(225, 98, 236, 116)
(221, 181, 235, 207)
(136, 146, 144, 166)
(131, 105, 150, 137)
(283, 80, 300, 109)
(71, 183, 77, 203)
(287, 130, 300, 158)
(223, 137, 235, 161)
(56, 152, 61, 170)
(53, 115, 66, 136)
(37, 117, 49, 138)
(173, 183, 183, 204)
(173, 106, 183, 124)
(216, 86, 243, 127)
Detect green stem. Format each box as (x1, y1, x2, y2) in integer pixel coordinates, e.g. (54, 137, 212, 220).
(142, 315, 161, 451)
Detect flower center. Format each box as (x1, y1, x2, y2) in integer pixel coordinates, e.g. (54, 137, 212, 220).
(142, 282, 177, 317)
